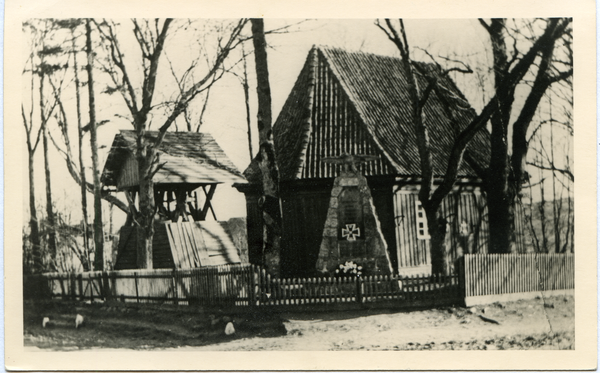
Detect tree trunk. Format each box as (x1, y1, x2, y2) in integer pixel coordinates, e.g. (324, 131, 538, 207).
(425, 206, 447, 275)
(484, 18, 570, 255)
(27, 152, 42, 273)
(86, 19, 104, 270)
(136, 147, 155, 269)
(487, 122, 514, 254)
(72, 32, 91, 270)
(251, 18, 282, 276)
(485, 19, 515, 254)
(242, 50, 253, 160)
(42, 114, 57, 265)
(39, 67, 56, 267)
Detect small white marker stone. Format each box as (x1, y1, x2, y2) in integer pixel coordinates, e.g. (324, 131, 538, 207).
(224, 322, 235, 335)
(75, 314, 84, 329)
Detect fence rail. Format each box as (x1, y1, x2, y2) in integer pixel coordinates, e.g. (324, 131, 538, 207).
(24, 253, 574, 309)
(26, 265, 460, 308)
(32, 265, 257, 307)
(253, 270, 459, 306)
(461, 253, 574, 298)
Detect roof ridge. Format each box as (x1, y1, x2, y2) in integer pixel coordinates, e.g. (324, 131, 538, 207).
(293, 48, 318, 179)
(315, 45, 416, 63)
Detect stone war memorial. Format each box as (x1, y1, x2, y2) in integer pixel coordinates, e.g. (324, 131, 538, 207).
(315, 154, 394, 276)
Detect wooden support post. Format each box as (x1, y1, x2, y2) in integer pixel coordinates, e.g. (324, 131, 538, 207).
(199, 184, 217, 221)
(70, 273, 76, 300)
(356, 276, 363, 304)
(102, 271, 110, 301)
(172, 269, 179, 305)
(90, 274, 95, 302)
(134, 272, 140, 303)
(78, 274, 84, 301)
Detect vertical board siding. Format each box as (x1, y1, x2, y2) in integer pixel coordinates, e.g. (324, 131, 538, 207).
(462, 254, 574, 297)
(394, 188, 490, 272)
(280, 189, 331, 278)
(116, 154, 139, 189)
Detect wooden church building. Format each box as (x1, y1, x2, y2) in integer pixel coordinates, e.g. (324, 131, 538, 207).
(235, 46, 527, 278)
(102, 130, 247, 270)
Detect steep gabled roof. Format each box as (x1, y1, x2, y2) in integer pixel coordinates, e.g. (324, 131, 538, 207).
(102, 130, 245, 188)
(244, 46, 490, 183)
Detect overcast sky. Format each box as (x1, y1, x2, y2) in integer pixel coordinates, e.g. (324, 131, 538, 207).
(22, 19, 572, 225)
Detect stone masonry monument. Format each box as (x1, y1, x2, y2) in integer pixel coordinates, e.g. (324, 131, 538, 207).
(315, 155, 394, 276)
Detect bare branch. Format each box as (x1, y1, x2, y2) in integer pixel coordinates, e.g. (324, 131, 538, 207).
(155, 19, 248, 144)
(93, 19, 140, 116)
(478, 18, 491, 33)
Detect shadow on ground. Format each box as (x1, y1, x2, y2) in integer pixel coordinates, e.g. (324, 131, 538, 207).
(24, 300, 287, 350)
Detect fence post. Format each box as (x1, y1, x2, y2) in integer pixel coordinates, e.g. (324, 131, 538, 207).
(134, 272, 140, 303)
(77, 274, 84, 301)
(356, 276, 363, 304)
(251, 265, 258, 306)
(101, 271, 111, 301)
(70, 273, 76, 301)
(89, 274, 95, 302)
(172, 269, 179, 305)
(457, 256, 466, 304)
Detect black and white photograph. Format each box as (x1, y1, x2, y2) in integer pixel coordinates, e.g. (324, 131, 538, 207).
(5, 0, 597, 370)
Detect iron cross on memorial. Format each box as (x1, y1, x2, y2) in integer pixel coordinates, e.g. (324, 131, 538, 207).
(322, 154, 378, 242)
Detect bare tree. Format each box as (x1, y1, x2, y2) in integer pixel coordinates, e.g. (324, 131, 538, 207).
(92, 18, 248, 268)
(481, 18, 572, 254)
(377, 19, 572, 270)
(22, 20, 64, 273)
(525, 91, 573, 254)
(377, 19, 491, 274)
(83, 19, 105, 270)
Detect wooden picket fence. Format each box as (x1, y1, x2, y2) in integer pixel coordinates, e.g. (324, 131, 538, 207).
(25, 253, 574, 308)
(32, 264, 256, 307)
(26, 265, 460, 307)
(460, 253, 574, 299)
(253, 270, 459, 306)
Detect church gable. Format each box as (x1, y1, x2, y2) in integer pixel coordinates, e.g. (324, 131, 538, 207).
(300, 49, 397, 180)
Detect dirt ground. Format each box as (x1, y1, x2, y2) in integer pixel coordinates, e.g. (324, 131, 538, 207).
(24, 295, 574, 351)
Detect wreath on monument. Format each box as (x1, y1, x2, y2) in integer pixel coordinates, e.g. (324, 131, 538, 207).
(335, 261, 363, 278)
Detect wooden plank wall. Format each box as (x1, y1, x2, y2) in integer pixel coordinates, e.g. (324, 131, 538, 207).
(244, 193, 264, 267)
(462, 254, 574, 297)
(114, 224, 174, 270)
(114, 227, 137, 270)
(394, 187, 490, 272)
(280, 189, 330, 278)
(116, 154, 139, 189)
(164, 222, 241, 269)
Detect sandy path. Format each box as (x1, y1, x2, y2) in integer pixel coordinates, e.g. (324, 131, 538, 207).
(177, 296, 574, 351)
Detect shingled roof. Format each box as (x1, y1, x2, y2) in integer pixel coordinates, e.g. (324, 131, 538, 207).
(102, 130, 245, 189)
(244, 46, 490, 183)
